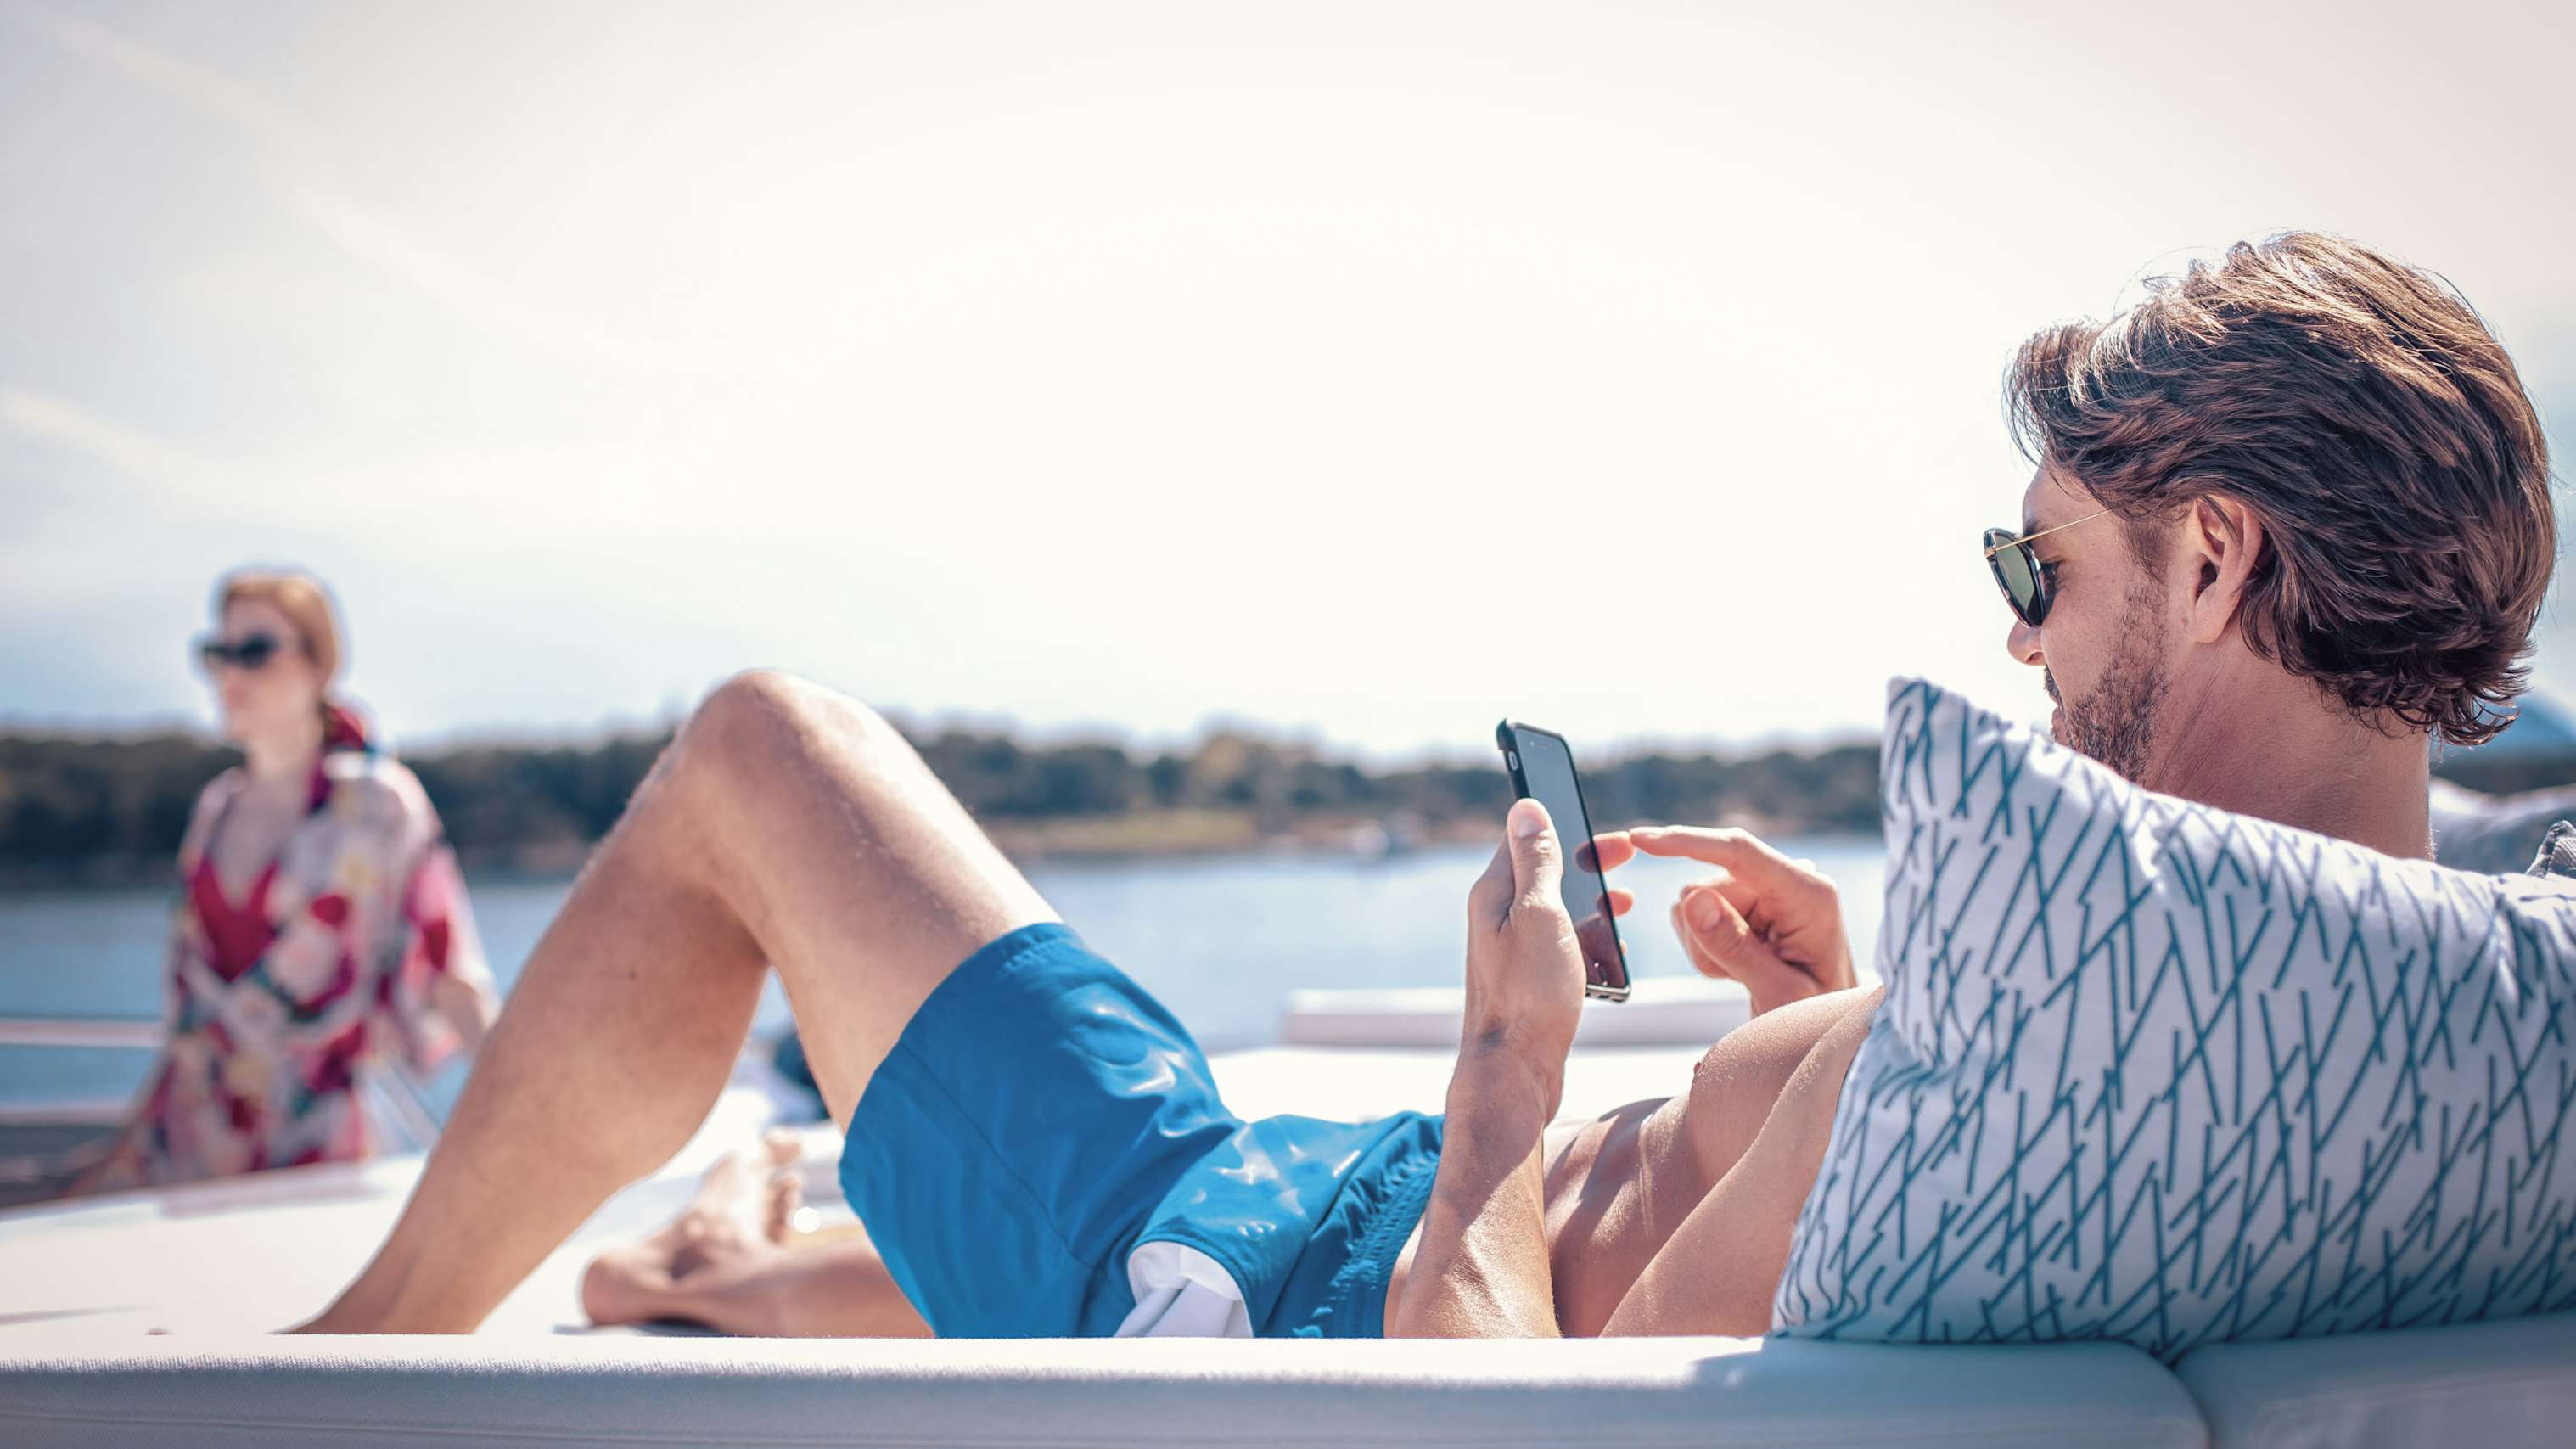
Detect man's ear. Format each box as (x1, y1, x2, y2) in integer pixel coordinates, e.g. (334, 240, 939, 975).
(2183, 494, 2265, 646)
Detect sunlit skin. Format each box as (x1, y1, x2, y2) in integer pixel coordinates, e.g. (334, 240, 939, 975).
(2006, 464, 2433, 860)
(292, 671, 1871, 1337)
(312, 470, 2444, 1336)
(565, 486, 2444, 1336)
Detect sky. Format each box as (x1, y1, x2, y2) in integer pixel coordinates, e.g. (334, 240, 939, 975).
(3, 0, 2571, 761)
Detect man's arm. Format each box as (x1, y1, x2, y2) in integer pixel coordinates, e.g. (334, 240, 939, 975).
(1389, 798, 1586, 1338)
(1397, 1046, 1562, 1336)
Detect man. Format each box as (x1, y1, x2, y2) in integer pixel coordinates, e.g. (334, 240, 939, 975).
(306, 231, 2553, 1339)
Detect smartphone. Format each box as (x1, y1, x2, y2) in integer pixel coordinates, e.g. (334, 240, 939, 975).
(1496, 720, 1631, 1001)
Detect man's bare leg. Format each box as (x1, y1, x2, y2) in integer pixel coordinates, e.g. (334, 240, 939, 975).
(1504, 985, 1883, 1336)
(303, 671, 1054, 1333)
(580, 1132, 930, 1337)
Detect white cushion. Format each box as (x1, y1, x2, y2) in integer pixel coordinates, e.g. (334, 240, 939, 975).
(2176, 1311, 2576, 1448)
(1776, 679, 2576, 1358)
(0, 1334, 2203, 1449)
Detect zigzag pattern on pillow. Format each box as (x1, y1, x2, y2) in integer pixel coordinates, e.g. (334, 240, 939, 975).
(1772, 679, 2576, 1360)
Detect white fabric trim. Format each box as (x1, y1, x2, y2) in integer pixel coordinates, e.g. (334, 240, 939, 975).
(1114, 1242, 1254, 1338)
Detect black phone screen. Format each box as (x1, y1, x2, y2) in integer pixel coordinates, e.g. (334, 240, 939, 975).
(1499, 722, 1630, 997)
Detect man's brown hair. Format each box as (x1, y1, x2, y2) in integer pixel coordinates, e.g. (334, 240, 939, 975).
(2006, 231, 2555, 746)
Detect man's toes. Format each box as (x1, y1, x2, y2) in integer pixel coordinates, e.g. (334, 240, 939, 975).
(689, 1149, 759, 1212)
(763, 1168, 804, 1244)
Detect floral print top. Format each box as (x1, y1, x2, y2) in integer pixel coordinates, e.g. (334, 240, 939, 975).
(88, 750, 492, 1188)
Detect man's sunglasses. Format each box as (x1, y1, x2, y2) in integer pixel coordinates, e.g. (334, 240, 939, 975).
(197, 632, 285, 672)
(1981, 508, 2110, 627)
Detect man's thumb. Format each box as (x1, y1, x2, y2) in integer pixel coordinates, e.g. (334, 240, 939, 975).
(1507, 797, 1564, 905)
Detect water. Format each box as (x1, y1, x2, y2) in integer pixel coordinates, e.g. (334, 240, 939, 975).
(0, 838, 1887, 1119)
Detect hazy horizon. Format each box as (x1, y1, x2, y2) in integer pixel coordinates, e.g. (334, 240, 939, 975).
(0, 687, 1894, 767)
(6, 1, 2571, 762)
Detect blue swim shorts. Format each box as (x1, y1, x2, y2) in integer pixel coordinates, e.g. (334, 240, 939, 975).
(840, 922, 1445, 1338)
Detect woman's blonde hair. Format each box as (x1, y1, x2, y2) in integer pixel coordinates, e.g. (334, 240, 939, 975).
(216, 567, 369, 750)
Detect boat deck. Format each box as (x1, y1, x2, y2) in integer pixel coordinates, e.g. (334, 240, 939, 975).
(0, 1023, 1722, 1345)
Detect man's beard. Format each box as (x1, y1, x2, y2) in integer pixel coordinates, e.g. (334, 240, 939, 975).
(2045, 605, 2171, 784)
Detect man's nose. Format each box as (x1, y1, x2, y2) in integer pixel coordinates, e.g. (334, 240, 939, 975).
(2006, 615, 2044, 667)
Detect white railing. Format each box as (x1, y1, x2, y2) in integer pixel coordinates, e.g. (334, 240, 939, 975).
(0, 1016, 442, 1153)
(0, 1018, 160, 1050)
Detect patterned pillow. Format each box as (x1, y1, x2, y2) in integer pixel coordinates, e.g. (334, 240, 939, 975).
(1772, 679, 2576, 1360)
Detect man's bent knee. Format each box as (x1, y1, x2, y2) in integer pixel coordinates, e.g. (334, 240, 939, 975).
(697, 668, 857, 742)
(686, 670, 902, 783)
(1683, 986, 1883, 1186)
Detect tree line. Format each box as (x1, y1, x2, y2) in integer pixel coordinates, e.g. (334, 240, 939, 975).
(8, 718, 2568, 888)
(0, 720, 1892, 886)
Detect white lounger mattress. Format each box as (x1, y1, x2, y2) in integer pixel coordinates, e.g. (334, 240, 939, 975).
(0, 1334, 2206, 1449)
(0, 1042, 1714, 1339)
(6, 1033, 2576, 1446)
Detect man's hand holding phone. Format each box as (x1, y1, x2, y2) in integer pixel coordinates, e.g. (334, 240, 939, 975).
(1405, 798, 1637, 1339)
(1459, 799, 1635, 1119)
(1496, 721, 1636, 998)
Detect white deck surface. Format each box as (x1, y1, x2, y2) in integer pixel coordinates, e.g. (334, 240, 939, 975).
(14, 1011, 2576, 1449)
(0, 1039, 1712, 1346)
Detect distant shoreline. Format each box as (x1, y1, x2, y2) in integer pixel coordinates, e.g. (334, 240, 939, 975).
(1, 723, 1889, 892)
(0, 815, 1885, 893)
(11, 719, 2568, 894)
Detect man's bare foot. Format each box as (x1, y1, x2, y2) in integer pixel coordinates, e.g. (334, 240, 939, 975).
(581, 1130, 805, 1334)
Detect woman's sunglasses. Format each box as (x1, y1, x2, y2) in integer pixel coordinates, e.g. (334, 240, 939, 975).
(1981, 508, 2110, 627)
(197, 632, 283, 672)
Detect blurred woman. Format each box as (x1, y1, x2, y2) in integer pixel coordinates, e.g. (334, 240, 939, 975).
(66, 570, 496, 1193)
